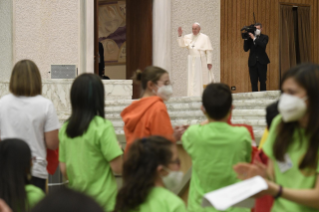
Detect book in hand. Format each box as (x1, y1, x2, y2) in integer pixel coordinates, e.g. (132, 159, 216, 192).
(202, 176, 268, 211)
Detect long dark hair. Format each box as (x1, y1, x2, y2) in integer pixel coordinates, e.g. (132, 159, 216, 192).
(0, 139, 32, 212)
(113, 136, 173, 212)
(274, 63, 319, 169)
(66, 73, 105, 138)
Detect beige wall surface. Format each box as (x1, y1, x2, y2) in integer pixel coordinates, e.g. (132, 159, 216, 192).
(0, 0, 13, 80)
(13, 0, 80, 79)
(171, 0, 221, 96)
(105, 65, 126, 79)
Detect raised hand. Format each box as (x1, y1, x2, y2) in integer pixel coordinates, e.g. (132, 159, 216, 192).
(248, 32, 255, 40)
(178, 27, 183, 37)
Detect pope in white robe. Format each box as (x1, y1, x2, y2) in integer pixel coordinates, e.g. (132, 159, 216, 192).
(177, 22, 214, 96)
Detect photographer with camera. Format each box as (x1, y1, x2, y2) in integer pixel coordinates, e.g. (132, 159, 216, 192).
(243, 23, 270, 92)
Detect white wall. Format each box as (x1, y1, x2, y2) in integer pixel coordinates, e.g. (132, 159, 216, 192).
(0, 0, 13, 80)
(13, 0, 80, 79)
(171, 0, 221, 96)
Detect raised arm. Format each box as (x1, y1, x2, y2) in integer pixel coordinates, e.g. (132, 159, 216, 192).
(177, 27, 187, 47)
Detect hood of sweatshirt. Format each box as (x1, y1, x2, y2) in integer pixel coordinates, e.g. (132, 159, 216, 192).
(120, 96, 163, 133)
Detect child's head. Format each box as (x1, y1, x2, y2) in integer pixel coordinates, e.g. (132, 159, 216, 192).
(114, 136, 180, 212)
(10, 60, 42, 97)
(202, 83, 233, 121)
(31, 187, 104, 212)
(0, 139, 32, 211)
(132, 66, 172, 100)
(66, 73, 105, 138)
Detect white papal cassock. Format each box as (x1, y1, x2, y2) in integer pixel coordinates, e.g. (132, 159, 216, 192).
(177, 33, 214, 96)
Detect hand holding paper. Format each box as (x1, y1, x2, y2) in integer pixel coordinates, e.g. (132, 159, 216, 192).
(202, 176, 268, 211)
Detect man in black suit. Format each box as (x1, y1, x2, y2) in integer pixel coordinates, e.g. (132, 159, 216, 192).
(99, 42, 110, 79)
(244, 23, 270, 91)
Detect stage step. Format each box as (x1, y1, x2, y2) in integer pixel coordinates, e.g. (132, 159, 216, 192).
(58, 91, 280, 145)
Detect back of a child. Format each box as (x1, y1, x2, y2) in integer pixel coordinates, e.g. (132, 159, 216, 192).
(58, 74, 123, 212)
(182, 83, 251, 212)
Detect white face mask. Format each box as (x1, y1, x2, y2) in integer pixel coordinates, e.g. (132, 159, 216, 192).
(156, 85, 173, 101)
(255, 29, 261, 36)
(162, 167, 184, 192)
(278, 93, 308, 122)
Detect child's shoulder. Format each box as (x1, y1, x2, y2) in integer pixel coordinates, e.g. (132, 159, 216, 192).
(228, 125, 252, 137)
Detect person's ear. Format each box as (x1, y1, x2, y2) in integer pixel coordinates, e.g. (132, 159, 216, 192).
(147, 81, 157, 92)
(201, 105, 206, 115)
(157, 165, 168, 177)
(228, 105, 234, 116)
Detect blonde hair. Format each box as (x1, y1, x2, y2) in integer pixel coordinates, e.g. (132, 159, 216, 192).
(9, 60, 42, 96)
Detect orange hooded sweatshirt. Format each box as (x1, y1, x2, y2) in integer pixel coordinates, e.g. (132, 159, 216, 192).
(121, 96, 174, 152)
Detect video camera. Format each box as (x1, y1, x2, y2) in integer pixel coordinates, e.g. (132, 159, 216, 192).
(241, 13, 257, 40)
(241, 25, 257, 40)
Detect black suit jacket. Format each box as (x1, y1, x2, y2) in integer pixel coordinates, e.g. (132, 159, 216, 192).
(244, 34, 270, 67)
(99, 42, 105, 75)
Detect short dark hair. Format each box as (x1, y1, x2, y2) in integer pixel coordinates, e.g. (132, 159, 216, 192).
(254, 23, 262, 28)
(31, 187, 104, 212)
(202, 83, 232, 120)
(66, 73, 105, 138)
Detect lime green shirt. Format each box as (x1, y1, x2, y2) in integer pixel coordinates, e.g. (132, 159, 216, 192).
(263, 115, 319, 212)
(182, 122, 252, 212)
(26, 184, 45, 208)
(59, 116, 123, 212)
(131, 187, 187, 212)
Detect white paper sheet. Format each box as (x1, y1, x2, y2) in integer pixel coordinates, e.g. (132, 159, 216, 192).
(201, 176, 268, 211)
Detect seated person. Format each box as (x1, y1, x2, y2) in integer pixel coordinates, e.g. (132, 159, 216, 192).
(182, 83, 252, 212)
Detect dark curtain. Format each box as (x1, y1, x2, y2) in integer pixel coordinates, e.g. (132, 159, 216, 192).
(127, 0, 153, 99)
(293, 8, 301, 64)
(280, 5, 296, 79)
(297, 6, 312, 63)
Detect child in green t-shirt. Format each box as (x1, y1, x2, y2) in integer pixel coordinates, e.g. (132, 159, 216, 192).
(182, 83, 252, 212)
(234, 63, 319, 212)
(113, 136, 187, 212)
(59, 74, 123, 212)
(0, 139, 44, 212)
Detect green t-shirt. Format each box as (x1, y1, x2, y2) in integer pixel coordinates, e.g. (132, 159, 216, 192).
(26, 184, 45, 208)
(263, 115, 319, 212)
(182, 122, 252, 212)
(59, 116, 123, 212)
(131, 187, 187, 212)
